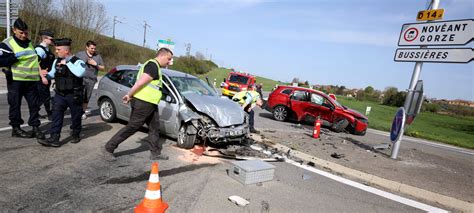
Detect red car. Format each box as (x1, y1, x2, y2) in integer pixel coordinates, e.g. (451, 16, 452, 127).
(267, 86, 368, 135)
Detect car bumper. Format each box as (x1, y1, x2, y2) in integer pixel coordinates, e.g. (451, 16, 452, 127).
(207, 125, 249, 142)
(221, 88, 237, 97)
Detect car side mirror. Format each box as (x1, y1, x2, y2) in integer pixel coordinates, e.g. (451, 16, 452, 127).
(165, 95, 172, 103)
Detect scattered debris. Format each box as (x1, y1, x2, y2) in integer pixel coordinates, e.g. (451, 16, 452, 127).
(291, 124, 303, 129)
(372, 143, 390, 150)
(330, 153, 345, 159)
(307, 162, 315, 167)
(263, 129, 276, 133)
(261, 200, 270, 213)
(228, 195, 250, 207)
(250, 144, 263, 151)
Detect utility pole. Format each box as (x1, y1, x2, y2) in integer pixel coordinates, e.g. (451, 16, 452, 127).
(185, 43, 191, 57)
(6, 0, 10, 38)
(143, 21, 150, 47)
(112, 16, 122, 39)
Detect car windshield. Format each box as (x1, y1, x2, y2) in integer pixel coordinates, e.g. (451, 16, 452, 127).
(170, 76, 217, 96)
(228, 74, 249, 85)
(332, 98, 343, 108)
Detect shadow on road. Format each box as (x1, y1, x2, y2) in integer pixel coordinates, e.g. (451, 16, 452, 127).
(101, 163, 217, 184)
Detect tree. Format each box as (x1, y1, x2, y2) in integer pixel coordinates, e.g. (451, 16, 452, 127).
(364, 86, 374, 94)
(336, 85, 346, 95)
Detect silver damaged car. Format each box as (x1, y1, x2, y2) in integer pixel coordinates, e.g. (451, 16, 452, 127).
(97, 65, 249, 149)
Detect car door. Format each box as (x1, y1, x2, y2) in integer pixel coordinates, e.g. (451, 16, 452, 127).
(289, 89, 310, 121)
(157, 75, 180, 138)
(116, 69, 137, 119)
(307, 93, 334, 122)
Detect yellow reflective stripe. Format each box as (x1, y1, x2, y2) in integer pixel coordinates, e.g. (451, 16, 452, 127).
(12, 73, 39, 79)
(146, 83, 161, 91)
(19, 56, 38, 67)
(12, 67, 38, 72)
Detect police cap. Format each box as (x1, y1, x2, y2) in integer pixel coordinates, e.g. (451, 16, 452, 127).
(13, 18, 28, 31)
(54, 38, 72, 46)
(39, 30, 54, 37)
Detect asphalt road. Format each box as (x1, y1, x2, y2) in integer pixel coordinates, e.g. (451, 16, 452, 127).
(0, 90, 460, 211)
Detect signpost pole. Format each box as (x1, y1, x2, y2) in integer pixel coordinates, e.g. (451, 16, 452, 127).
(391, 0, 440, 159)
(6, 0, 10, 38)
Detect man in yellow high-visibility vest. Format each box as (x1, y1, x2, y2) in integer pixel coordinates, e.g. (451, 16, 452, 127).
(102, 48, 173, 161)
(232, 88, 263, 134)
(0, 18, 45, 139)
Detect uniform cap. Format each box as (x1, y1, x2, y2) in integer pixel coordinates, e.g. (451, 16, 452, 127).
(54, 38, 72, 46)
(39, 30, 54, 37)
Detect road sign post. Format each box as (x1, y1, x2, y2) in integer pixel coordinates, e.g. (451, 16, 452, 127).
(391, 0, 440, 160)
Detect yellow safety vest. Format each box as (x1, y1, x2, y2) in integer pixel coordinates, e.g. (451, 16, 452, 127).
(134, 59, 162, 104)
(3, 37, 40, 81)
(232, 91, 260, 105)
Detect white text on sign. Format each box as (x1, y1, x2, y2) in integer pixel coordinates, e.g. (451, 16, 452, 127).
(394, 48, 473, 63)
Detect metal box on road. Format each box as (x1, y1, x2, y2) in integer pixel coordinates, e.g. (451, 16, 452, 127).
(229, 160, 275, 185)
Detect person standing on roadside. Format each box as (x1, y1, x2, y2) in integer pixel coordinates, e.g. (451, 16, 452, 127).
(35, 30, 55, 119)
(37, 38, 86, 147)
(232, 89, 263, 134)
(0, 18, 45, 139)
(101, 48, 173, 161)
(75, 40, 104, 119)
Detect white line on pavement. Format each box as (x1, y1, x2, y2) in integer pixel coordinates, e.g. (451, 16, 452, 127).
(0, 118, 52, 132)
(286, 159, 448, 213)
(367, 129, 474, 156)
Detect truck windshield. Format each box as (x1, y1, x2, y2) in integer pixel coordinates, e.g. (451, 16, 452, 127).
(228, 75, 249, 85)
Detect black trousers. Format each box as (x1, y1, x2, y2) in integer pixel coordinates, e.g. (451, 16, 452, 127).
(6, 75, 41, 127)
(49, 93, 83, 135)
(105, 98, 163, 154)
(244, 105, 255, 130)
(38, 81, 52, 113)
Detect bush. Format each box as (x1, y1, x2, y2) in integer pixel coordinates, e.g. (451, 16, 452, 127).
(170, 56, 218, 75)
(421, 103, 440, 113)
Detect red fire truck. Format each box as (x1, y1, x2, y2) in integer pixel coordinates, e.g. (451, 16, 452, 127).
(221, 71, 256, 97)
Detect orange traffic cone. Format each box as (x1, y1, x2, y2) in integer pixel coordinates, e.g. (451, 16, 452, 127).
(313, 116, 321, 139)
(134, 162, 168, 213)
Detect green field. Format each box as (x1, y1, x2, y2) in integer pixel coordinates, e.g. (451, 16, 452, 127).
(199, 68, 285, 91)
(337, 96, 474, 149)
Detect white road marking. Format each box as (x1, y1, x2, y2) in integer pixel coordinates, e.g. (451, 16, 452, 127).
(0, 118, 53, 132)
(367, 129, 474, 156)
(286, 159, 448, 213)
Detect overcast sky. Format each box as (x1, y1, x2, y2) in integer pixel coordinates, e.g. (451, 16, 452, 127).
(97, 0, 473, 101)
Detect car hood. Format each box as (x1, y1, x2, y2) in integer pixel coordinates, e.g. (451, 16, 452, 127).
(345, 108, 368, 120)
(183, 94, 245, 127)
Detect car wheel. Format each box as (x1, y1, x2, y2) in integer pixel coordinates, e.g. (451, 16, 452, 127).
(331, 119, 349, 132)
(99, 98, 116, 122)
(273, 106, 288, 121)
(177, 124, 196, 149)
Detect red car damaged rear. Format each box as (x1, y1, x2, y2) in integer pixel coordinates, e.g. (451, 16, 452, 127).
(266, 86, 368, 135)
